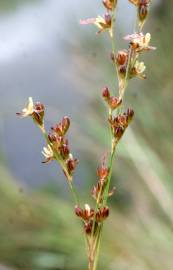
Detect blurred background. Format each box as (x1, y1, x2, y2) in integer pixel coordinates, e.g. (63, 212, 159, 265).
(0, 0, 173, 269)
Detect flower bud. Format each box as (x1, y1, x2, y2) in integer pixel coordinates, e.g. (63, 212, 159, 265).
(75, 206, 83, 218)
(84, 221, 93, 235)
(96, 207, 109, 222)
(116, 50, 128, 66)
(59, 144, 70, 160)
(66, 156, 79, 176)
(127, 108, 134, 122)
(114, 126, 125, 140)
(62, 116, 70, 134)
(51, 116, 70, 136)
(119, 65, 126, 78)
(138, 4, 148, 22)
(108, 96, 122, 110)
(103, 0, 117, 10)
(48, 133, 57, 143)
(102, 87, 110, 100)
(97, 166, 109, 180)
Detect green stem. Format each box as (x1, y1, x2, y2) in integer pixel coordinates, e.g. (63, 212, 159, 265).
(103, 139, 116, 206)
(40, 125, 80, 206)
(111, 10, 119, 94)
(93, 224, 103, 270)
(69, 181, 80, 206)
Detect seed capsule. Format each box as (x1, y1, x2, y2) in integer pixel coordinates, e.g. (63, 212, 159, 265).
(102, 87, 110, 100)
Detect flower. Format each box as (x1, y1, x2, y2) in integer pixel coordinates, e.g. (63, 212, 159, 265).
(116, 50, 128, 66)
(96, 207, 109, 223)
(75, 204, 94, 221)
(42, 145, 54, 163)
(109, 108, 134, 141)
(66, 154, 79, 177)
(17, 97, 45, 127)
(80, 14, 112, 37)
(102, 87, 122, 111)
(131, 60, 146, 79)
(16, 97, 34, 117)
(124, 32, 156, 52)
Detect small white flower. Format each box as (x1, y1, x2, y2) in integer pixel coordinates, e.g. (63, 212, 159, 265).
(134, 61, 146, 74)
(17, 97, 34, 117)
(124, 32, 156, 52)
(80, 14, 112, 37)
(85, 204, 91, 213)
(42, 145, 54, 163)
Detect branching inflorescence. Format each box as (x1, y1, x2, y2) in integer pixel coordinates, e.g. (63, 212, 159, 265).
(17, 1, 155, 269)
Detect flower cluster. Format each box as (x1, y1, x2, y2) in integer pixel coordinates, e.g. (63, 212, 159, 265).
(17, 97, 78, 182)
(75, 204, 109, 235)
(75, 156, 111, 235)
(109, 108, 134, 142)
(80, 0, 117, 37)
(102, 87, 134, 144)
(102, 87, 122, 111)
(111, 32, 156, 94)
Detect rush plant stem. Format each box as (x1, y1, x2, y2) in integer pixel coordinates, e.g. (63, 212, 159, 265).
(41, 126, 80, 206)
(88, 10, 118, 270)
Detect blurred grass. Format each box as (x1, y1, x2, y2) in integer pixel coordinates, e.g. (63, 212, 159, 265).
(0, 0, 39, 12)
(1, 161, 173, 270)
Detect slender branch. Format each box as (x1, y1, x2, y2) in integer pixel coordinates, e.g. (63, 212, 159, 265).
(40, 125, 80, 206)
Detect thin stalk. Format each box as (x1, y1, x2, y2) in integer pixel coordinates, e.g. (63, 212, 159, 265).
(110, 10, 119, 94)
(40, 125, 80, 206)
(93, 224, 103, 270)
(69, 181, 80, 205)
(103, 139, 116, 206)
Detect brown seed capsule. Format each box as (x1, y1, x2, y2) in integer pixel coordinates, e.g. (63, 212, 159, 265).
(102, 0, 117, 10)
(96, 207, 109, 222)
(48, 133, 57, 143)
(75, 206, 83, 218)
(102, 87, 110, 100)
(114, 126, 125, 140)
(117, 114, 128, 128)
(127, 108, 134, 122)
(108, 96, 122, 110)
(97, 166, 109, 181)
(116, 50, 128, 66)
(75, 204, 94, 221)
(59, 144, 70, 160)
(138, 4, 148, 21)
(62, 116, 70, 134)
(119, 65, 127, 78)
(92, 182, 102, 201)
(32, 102, 45, 127)
(84, 221, 93, 234)
(66, 157, 79, 175)
(51, 116, 70, 136)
